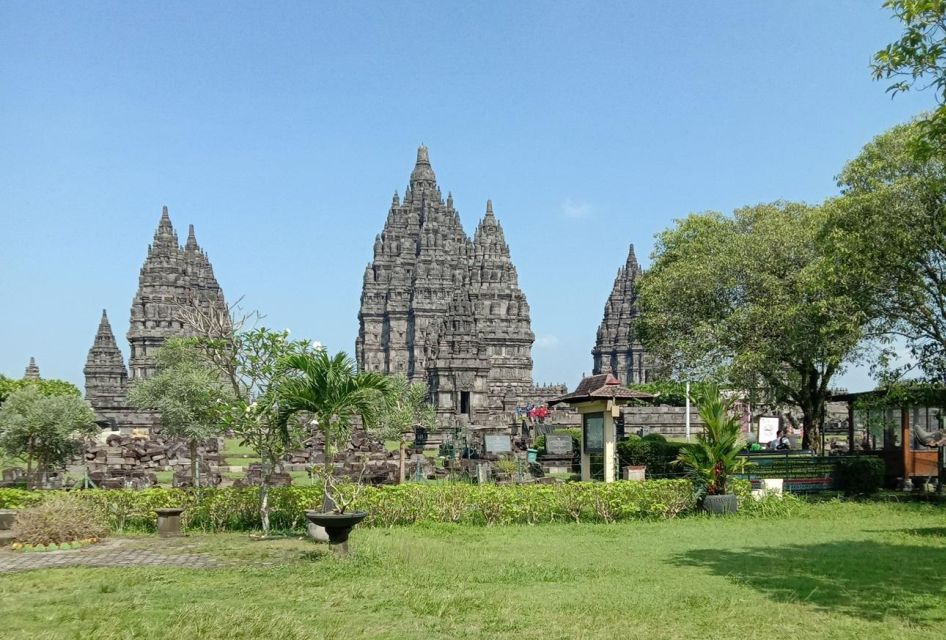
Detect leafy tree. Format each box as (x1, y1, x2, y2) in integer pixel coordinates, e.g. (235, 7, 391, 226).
(128, 339, 232, 486)
(873, 0, 946, 155)
(190, 328, 316, 536)
(0, 386, 97, 488)
(638, 202, 870, 450)
(829, 121, 946, 381)
(275, 350, 396, 513)
(374, 374, 437, 482)
(0, 375, 81, 406)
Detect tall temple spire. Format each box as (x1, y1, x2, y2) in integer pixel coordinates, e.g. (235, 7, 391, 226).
(592, 243, 651, 385)
(23, 357, 40, 381)
(409, 144, 437, 189)
(84, 309, 129, 414)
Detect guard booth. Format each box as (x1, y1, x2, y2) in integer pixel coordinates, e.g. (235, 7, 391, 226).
(832, 386, 946, 488)
(549, 374, 655, 482)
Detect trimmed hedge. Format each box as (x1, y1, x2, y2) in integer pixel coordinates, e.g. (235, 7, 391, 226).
(617, 436, 685, 477)
(0, 480, 697, 531)
(835, 457, 886, 496)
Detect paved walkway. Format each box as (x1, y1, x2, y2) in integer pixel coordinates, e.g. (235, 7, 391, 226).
(0, 538, 221, 573)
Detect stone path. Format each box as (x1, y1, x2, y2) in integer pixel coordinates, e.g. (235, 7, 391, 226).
(0, 539, 221, 573)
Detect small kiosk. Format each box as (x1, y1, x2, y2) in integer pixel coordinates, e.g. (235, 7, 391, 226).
(550, 374, 655, 482)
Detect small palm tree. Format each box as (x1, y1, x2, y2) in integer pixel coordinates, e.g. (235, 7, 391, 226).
(276, 349, 394, 513)
(677, 386, 745, 496)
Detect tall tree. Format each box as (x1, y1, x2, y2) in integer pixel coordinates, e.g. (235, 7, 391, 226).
(192, 328, 315, 536)
(374, 374, 437, 482)
(128, 339, 231, 486)
(0, 386, 97, 488)
(873, 0, 946, 154)
(829, 121, 946, 380)
(638, 202, 870, 450)
(0, 376, 81, 406)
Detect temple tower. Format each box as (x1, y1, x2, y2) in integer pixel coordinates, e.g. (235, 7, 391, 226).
(592, 244, 653, 385)
(127, 207, 227, 380)
(356, 147, 539, 424)
(468, 200, 535, 409)
(84, 310, 128, 411)
(425, 288, 491, 425)
(23, 357, 40, 380)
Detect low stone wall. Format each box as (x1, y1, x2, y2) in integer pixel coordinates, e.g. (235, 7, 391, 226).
(624, 406, 704, 440)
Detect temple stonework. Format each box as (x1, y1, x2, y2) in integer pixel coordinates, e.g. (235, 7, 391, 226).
(357, 147, 557, 426)
(592, 244, 654, 385)
(84, 207, 227, 431)
(23, 357, 40, 381)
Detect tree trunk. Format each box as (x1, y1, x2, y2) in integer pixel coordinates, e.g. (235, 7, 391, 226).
(322, 437, 336, 512)
(25, 436, 34, 490)
(399, 441, 406, 484)
(259, 453, 271, 537)
(190, 440, 200, 488)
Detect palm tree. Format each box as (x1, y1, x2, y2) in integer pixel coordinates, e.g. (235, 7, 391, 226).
(276, 349, 394, 513)
(677, 386, 745, 496)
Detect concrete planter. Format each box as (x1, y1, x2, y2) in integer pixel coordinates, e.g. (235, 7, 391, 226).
(304, 511, 367, 556)
(702, 494, 738, 515)
(155, 508, 185, 537)
(0, 509, 16, 531)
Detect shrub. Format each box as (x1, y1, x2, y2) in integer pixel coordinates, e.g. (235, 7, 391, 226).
(12, 494, 109, 545)
(835, 457, 886, 496)
(641, 433, 667, 443)
(0, 481, 696, 531)
(618, 437, 684, 477)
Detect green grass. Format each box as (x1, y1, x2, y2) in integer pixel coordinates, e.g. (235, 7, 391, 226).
(2, 501, 946, 639)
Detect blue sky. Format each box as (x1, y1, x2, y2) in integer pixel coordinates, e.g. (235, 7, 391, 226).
(0, 1, 933, 392)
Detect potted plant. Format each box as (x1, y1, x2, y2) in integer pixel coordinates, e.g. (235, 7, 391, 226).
(677, 385, 746, 514)
(276, 348, 396, 554)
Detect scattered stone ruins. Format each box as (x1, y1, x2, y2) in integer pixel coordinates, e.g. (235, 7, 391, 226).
(592, 244, 655, 385)
(83, 207, 228, 433)
(356, 147, 565, 428)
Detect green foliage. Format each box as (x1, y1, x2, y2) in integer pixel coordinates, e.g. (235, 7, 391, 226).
(12, 494, 108, 545)
(873, 0, 946, 156)
(276, 349, 398, 512)
(129, 338, 232, 444)
(0, 375, 81, 406)
(830, 121, 946, 380)
(627, 381, 715, 407)
(618, 436, 683, 477)
(676, 386, 746, 495)
(374, 374, 436, 442)
(0, 480, 697, 531)
(0, 386, 97, 487)
(638, 202, 869, 449)
(835, 457, 886, 496)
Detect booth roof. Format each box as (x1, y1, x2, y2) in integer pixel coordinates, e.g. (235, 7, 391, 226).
(549, 373, 656, 405)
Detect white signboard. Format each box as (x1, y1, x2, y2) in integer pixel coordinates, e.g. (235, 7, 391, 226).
(484, 435, 512, 453)
(758, 417, 780, 444)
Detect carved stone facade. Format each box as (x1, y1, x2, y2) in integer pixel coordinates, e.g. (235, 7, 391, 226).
(128, 209, 226, 379)
(84, 207, 226, 432)
(592, 244, 654, 385)
(356, 147, 546, 426)
(23, 357, 40, 380)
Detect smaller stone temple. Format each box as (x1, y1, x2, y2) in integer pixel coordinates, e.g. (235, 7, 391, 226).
(23, 357, 40, 380)
(592, 244, 654, 385)
(83, 206, 227, 433)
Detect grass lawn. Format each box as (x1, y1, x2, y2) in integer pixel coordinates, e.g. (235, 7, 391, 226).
(2, 501, 945, 639)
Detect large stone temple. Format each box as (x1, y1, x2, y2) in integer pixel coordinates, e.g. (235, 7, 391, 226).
(592, 244, 654, 385)
(83, 207, 227, 432)
(357, 147, 562, 427)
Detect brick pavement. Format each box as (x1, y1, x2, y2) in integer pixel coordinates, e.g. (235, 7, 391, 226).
(0, 538, 220, 573)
